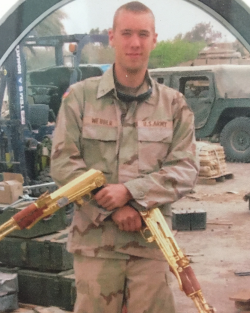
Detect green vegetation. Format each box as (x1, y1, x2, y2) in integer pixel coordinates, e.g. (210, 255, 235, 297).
(149, 39, 206, 68)
(32, 10, 67, 36)
(148, 22, 222, 68)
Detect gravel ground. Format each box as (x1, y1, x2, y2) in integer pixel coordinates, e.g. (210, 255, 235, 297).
(171, 162, 250, 313)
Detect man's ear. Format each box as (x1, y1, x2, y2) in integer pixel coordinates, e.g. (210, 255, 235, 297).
(152, 33, 158, 50)
(109, 28, 114, 47)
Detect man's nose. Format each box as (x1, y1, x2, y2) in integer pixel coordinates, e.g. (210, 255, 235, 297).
(130, 34, 140, 47)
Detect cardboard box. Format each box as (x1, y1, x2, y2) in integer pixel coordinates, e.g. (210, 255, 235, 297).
(0, 173, 24, 204)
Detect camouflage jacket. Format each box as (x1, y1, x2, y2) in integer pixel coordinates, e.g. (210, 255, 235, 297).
(50, 66, 199, 260)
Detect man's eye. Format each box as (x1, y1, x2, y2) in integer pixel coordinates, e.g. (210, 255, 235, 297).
(122, 32, 131, 36)
(140, 32, 149, 37)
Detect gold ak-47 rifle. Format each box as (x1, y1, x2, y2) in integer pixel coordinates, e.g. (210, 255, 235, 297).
(0, 169, 215, 312)
(0, 169, 106, 240)
(140, 208, 215, 313)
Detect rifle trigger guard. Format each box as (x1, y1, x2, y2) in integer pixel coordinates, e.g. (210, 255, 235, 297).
(140, 226, 155, 243)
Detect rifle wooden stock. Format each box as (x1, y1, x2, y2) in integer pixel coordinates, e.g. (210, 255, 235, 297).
(140, 208, 215, 313)
(0, 169, 106, 240)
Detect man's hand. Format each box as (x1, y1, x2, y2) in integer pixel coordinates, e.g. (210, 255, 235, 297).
(111, 205, 142, 232)
(94, 184, 132, 211)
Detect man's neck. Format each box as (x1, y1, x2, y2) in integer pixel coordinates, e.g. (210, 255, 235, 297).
(114, 64, 147, 88)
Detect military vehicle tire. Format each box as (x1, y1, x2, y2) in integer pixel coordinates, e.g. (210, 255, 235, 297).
(220, 117, 250, 162)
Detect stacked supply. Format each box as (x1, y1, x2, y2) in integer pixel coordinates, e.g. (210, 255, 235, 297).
(0, 200, 76, 311)
(196, 142, 227, 178)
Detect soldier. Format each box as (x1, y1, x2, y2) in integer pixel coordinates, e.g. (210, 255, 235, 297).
(50, 1, 199, 313)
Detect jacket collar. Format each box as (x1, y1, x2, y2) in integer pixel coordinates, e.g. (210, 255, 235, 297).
(97, 65, 116, 99)
(97, 64, 157, 106)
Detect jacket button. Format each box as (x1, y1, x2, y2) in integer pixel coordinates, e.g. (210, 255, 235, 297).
(139, 191, 145, 198)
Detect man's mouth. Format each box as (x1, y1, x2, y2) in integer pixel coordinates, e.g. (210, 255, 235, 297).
(127, 53, 141, 57)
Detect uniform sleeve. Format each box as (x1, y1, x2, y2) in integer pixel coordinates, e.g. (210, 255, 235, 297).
(124, 93, 199, 211)
(50, 85, 111, 223)
(50, 86, 86, 186)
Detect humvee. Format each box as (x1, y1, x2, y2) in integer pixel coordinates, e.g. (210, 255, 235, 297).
(150, 64, 250, 162)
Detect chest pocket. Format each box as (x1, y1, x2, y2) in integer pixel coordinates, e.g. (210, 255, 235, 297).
(81, 124, 118, 173)
(138, 126, 173, 173)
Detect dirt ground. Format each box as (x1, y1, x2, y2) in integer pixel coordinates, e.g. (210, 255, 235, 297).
(171, 162, 250, 313)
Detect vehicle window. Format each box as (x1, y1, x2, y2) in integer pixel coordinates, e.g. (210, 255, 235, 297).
(180, 76, 210, 98)
(156, 77, 164, 84)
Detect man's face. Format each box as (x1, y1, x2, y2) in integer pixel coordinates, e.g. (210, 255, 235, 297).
(109, 10, 157, 74)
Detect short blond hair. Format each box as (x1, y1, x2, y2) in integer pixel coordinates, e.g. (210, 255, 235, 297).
(113, 1, 155, 30)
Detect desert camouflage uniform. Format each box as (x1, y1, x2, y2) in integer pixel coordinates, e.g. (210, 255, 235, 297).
(50, 65, 199, 313)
